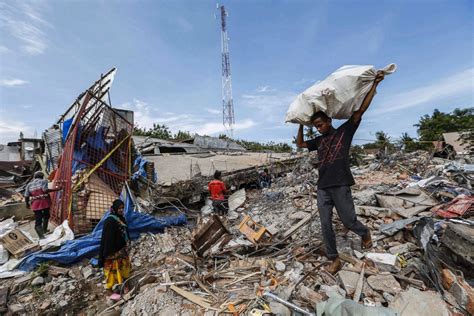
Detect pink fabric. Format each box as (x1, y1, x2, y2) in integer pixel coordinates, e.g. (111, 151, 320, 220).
(30, 190, 51, 211)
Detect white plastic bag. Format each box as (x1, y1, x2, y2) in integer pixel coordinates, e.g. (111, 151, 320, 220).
(0, 218, 18, 238)
(285, 63, 396, 124)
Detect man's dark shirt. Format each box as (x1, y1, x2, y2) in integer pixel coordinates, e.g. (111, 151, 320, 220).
(306, 118, 360, 189)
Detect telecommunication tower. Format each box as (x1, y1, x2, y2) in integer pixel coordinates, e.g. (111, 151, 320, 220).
(218, 4, 235, 136)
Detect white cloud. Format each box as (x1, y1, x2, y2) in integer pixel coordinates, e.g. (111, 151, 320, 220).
(194, 119, 256, 136)
(374, 67, 474, 114)
(0, 79, 28, 87)
(0, 2, 50, 55)
(240, 89, 296, 122)
(256, 85, 276, 93)
(0, 118, 32, 143)
(293, 78, 315, 86)
(205, 107, 221, 115)
(119, 99, 255, 137)
(0, 46, 9, 53)
(175, 16, 193, 32)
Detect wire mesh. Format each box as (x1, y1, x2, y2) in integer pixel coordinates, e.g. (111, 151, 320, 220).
(50, 69, 133, 233)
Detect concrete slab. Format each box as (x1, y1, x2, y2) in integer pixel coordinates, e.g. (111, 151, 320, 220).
(146, 152, 292, 184)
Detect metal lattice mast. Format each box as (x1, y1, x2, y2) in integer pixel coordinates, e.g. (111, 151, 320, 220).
(219, 5, 235, 136)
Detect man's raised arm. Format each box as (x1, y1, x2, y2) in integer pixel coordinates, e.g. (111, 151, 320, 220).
(296, 124, 307, 148)
(351, 71, 385, 123)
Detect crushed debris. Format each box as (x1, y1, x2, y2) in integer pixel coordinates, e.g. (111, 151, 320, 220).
(0, 68, 472, 315)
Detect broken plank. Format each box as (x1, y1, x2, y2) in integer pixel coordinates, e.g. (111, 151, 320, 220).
(163, 271, 171, 283)
(224, 271, 261, 287)
(299, 285, 324, 305)
(338, 253, 361, 266)
(393, 274, 426, 290)
(193, 276, 218, 300)
(353, 264, 365, 302)
(170, 285, 219, 311)
(282, 212, 314, 239)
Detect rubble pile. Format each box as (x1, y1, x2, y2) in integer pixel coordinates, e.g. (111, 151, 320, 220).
(0, 149, 473, 315)
(1, 264, 108, 315)
(2, 68, 473, 315)
(122, 153, 474, 315)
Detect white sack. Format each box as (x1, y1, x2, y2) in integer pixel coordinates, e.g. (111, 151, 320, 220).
(285, 63, 396, 124)
(39, 220, 74, 249)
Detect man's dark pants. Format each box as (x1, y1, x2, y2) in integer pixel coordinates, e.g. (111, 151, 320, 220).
(34, 208, 50, 238)
(212, 200, 228, 216)
(317, 186, 368, 260)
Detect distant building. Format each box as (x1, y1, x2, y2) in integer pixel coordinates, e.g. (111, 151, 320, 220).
(0, 137, 43, 162)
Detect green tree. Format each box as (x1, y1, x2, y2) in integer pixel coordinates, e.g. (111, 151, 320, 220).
(234, 139, 292, 152)
(133, 123, 172, 139)
(415, 108, 474, 142)
(362, 131, 394, 151)
(133, 124, 293, 152)
(399, 132, 422, 152)
(174, 130, 192, 141)
(375, 131, 390, 147)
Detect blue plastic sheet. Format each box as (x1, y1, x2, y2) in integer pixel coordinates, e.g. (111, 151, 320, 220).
(71, 126, 119, 174)
(18, 190, 186, 271)
(132, 155, 157, 183)
(62, 118, 73, 142)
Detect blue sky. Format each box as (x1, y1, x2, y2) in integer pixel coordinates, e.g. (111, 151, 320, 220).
(0, 0, 473, 145)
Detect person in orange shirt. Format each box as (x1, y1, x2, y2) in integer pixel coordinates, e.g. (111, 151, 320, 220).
(208, 170, 228, 215)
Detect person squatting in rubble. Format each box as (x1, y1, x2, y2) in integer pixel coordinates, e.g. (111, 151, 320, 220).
(208, 170, 229, 215)
(24, 171, 61, 239)
(296, 71, 385, 274)
(99, 199, 131, 294)
(258, 168, 272, 189)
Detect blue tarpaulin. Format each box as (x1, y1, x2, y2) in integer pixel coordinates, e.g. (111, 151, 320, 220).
(18, 189, 186, 271)
(71, 126, 120, 174)
(132, 155, 157, 183)
(62, 118, 73, 142)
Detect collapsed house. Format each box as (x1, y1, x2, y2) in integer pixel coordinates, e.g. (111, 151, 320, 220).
(47, 68, 133, 233)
